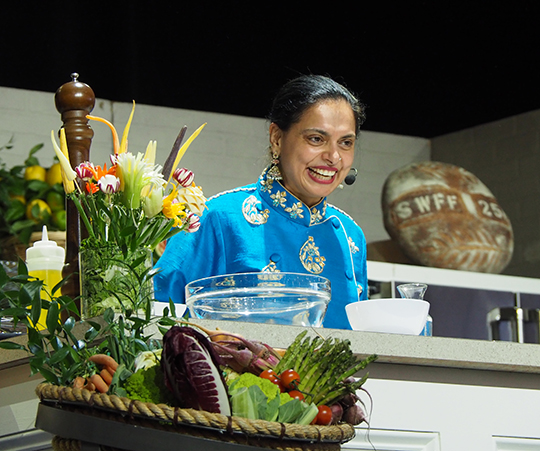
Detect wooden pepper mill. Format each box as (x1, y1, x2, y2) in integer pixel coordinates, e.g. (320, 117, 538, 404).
(54, 73, 95, 315)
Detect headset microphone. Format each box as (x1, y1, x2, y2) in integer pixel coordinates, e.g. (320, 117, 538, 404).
(344, 167, 358, 185)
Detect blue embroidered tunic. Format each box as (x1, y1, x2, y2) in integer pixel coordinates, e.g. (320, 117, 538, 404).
(154, 169, 368, 329)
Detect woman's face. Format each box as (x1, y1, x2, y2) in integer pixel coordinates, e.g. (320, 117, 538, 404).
(269, 99, 356, 207)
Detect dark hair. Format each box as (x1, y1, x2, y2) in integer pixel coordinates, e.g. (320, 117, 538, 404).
(268, 75, 366, 136)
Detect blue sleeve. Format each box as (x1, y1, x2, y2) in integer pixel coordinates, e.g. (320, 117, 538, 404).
(153, 210, 226, 304)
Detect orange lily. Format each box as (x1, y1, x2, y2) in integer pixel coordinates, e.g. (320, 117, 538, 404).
(86, 182, 99, 194)
(90, 163, 117, 181)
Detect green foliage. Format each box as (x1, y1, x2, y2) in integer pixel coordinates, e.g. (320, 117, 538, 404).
(0, 258, 177, 390)
(0, 258, 85, 385)
(73, 186, 181, 254)
(0, 138, 64, 247)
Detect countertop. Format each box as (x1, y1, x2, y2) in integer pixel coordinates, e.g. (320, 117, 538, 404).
(3, 319, 540, 386)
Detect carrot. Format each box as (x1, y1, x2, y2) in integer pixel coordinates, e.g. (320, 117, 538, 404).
(88, 354, 119, 371)
(72, 376, 85, 389)
(83, 381, 96, 392)
(90, 374, 109, 393)
(106, 365, 116, 376)
(100, 368, 113, 385)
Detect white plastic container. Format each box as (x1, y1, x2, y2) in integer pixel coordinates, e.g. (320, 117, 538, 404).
(346, 298, 430, 335)
(26, 225, 65, 330)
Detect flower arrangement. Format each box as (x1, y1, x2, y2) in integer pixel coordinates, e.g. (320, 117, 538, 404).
(51, 102, 207, 317)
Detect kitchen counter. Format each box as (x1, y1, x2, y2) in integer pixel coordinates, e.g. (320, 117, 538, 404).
(3, 319, 540, 450)
(3, 319, 540, 377)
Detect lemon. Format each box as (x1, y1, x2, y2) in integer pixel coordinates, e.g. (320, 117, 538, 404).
(52, 209, 67, 231)
(46, 191, 65, 212)
(25, 165, 47, 182)
(26, 199, 52, 224)
(46, 163, 63, 186)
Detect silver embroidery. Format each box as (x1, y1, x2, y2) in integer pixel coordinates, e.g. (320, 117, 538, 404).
(242, 195, 269, 225)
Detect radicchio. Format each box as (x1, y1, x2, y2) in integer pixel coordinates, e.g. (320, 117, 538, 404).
(161, 326, 231, 415)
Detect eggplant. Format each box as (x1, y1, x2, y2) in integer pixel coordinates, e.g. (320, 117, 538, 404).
(161, 326, 231, 415)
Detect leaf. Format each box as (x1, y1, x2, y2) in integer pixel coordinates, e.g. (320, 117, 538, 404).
(48, 346, 71, 365)
(28, 143, 44, 158)
(162, 126, 187, 180)
(33, 365, 59, 385)
(0, 341, 26, 350)
(5, 202, 25, 222)
(30, 287, 42, 327)
(0, 264, 8, 289)
(46, 302, 60, 334)
(120, 225, 138, 237)
(103, 307, 115, 324)
(11, 219, 37, 233)
(20, 280, 42, 308)
(17, 257, 28, 276)
(277, 398, 304, 423)
(0, 307, 28, 319)
(63, 316, 76, 333)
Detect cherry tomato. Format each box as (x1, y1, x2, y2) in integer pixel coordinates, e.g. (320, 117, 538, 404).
(260, 369, 285, 392)
(316, 405, 333, 425)
(288, 390, 304, 401)
(259, 369, 279, 381)
(280, 369, 300, 390)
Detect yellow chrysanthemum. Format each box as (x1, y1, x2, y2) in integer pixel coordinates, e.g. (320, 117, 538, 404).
(162, 187, 186, 227)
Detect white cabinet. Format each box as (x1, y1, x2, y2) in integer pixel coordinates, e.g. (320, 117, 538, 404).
(343, 377, 540, 450)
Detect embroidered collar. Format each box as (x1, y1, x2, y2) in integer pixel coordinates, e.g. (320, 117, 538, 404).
(257, 167, 327, 226)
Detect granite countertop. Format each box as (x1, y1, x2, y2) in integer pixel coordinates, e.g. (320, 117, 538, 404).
(2, 319, 540, 375)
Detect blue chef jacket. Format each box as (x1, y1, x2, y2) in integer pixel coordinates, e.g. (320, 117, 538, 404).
(154, 168, 368, 329)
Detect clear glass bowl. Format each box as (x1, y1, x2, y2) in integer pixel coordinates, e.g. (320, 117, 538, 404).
(185, 272, 331, 327)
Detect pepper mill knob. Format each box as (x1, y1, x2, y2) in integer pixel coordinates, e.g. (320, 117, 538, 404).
(54, 73, 95, 168)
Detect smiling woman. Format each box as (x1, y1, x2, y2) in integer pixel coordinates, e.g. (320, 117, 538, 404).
(154, 75, 369, 329)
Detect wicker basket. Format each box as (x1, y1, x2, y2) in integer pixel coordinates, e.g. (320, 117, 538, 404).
(36, 383, 355, 451)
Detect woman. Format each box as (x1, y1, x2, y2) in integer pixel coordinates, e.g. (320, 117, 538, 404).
(154, 75, 368, 329)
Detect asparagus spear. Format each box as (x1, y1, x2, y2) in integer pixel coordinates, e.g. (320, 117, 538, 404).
(300, 339, 349, 394)
(315, 372, 370, 406)
(274, 329, 307, 374)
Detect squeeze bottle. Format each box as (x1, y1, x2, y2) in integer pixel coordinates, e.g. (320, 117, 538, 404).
(26, 225, 65, 330)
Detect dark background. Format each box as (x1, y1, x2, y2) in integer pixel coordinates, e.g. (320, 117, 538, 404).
(2, 2, 540, 138)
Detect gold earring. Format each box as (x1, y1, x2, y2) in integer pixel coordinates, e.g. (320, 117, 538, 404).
(267, 150, 282, 181)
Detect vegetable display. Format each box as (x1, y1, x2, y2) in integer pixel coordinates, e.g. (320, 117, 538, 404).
(0, 260, 376, 427)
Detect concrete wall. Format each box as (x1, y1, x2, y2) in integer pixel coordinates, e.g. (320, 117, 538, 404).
(0, 86, 431, 247)
(431, 110, 540, 278)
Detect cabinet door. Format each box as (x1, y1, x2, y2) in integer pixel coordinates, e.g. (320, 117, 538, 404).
(351, 378, 540, 451)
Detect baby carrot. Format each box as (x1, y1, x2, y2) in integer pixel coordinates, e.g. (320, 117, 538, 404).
(100, 368, 113, 385)
(88, 354, 119, 371)
(90, 374, 109, 393)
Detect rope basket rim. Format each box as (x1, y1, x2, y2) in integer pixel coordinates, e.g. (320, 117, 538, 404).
(36, 383, 355, 445)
